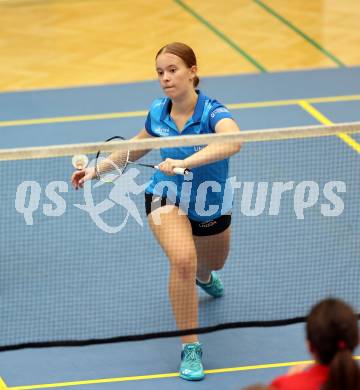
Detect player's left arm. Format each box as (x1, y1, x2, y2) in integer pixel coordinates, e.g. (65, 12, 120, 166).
(182, 118, 241, 169)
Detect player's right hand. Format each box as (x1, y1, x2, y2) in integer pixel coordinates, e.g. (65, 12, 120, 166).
(71, 167, 96, 190)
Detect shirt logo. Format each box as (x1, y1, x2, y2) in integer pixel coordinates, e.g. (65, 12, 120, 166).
(210, 107, 228, 118)
(156, 127, 170, 136)
(194, 145, 204, 152)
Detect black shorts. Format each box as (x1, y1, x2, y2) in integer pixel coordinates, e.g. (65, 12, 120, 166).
(145, 192, 231, 237)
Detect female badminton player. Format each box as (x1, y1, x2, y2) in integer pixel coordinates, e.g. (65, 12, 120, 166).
(72, 42, 241, 381)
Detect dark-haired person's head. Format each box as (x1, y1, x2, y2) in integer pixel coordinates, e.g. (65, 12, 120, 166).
(155, 42, 199, 99)
(306, 298, 360, 390)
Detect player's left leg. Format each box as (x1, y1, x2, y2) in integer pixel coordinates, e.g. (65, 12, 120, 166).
(193, 226, 231, 297)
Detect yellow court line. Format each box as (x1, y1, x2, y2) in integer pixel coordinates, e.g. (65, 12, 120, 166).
(7, 360, 313, 390)
(6, 357, 360, 390)
(0, 377, 8, 390)
(0, 94, 360, 128)
(305, 95, 360, 104)
(298, 100, 360, 154)
(0, 110, 148, 128)
(228, 94, 360, 110)
(9, 373, 179, 390)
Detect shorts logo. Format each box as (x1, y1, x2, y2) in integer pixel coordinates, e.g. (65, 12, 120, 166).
(199, 220, 217, 228)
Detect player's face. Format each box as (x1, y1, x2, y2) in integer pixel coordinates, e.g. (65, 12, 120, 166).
(156, 53, 197, 98)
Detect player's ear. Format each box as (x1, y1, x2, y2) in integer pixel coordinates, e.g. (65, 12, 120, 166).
(189, 65, 197, 81)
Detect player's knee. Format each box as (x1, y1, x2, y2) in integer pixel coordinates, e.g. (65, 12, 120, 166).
(170, 252, 197, 279)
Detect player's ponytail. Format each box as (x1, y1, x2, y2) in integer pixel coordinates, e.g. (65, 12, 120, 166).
(306, 298, 360, 390)
(156, 42, 200, 87)
(325, 346, 360, 390)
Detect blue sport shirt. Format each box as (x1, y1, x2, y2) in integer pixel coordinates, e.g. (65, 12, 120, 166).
(145, 90, 234, 222)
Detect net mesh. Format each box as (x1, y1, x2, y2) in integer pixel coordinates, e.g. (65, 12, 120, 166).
(1, 122, 360, 351)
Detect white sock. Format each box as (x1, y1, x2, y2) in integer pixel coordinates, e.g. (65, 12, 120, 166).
(196, 274, 211, 284)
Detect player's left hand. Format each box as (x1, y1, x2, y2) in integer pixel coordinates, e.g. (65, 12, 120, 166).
(158, 158, 186, 176)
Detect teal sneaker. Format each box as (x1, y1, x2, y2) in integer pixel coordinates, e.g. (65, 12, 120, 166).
(196, 271, 224, 298)
(179, 343, 205, 381)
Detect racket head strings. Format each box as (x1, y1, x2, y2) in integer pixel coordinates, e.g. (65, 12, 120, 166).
(95, 136, 130, 183)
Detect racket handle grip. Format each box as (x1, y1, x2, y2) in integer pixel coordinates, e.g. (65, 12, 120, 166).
(154, 166, 190, 175)
(173, 167, 190, 175)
